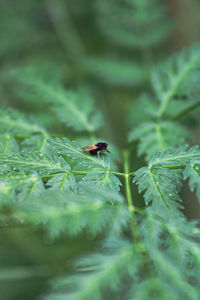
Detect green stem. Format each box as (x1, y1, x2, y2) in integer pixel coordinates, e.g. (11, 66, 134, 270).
(42, 170, 128, 178)
(123, 150, 139, 241)
(41, 163, 186, 183)
(169, 99, 200, 121)
(113, 171, 127, 177)
(123, 151, 135, 212)
(128, 171, 136, 176)
(73, 170, 104, 176)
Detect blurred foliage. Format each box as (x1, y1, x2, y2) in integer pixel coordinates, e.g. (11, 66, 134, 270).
(1, 0, 200, 299)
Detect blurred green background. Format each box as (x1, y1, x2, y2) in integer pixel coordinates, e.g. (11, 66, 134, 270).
(0, 0, 200, 299)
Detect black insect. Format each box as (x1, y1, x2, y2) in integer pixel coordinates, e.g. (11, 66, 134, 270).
(82, 142, 110, 155)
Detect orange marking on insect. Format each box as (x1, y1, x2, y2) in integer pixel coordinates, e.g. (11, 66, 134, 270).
(82, 144, 97, 151)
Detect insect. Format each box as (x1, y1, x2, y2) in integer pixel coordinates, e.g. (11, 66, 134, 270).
(82, 142, 110, 155)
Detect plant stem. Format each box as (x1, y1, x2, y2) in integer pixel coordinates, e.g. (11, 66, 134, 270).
(41, 162, 187, 182)
(169, 99, 200, 121)
(73, 170, 132, 178)
(42, 170, 128, 178)
(122, 150, 139, 241)
(128, 171, 136, 176)
(123, 150, 135, 212)
(72, 170, 104, 176)
(113, 171, 127, 177)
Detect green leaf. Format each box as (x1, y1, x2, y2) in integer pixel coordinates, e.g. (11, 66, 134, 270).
(0, 135, 19, 154)
(15, 187, 130, 238)
(96, 0, 171, 48)
(10, 67, 103, 133)
(133, 210, 200, 300)
(43, 240, 137, 300)
(81, 171, 122, 191)
(129, 121, 189, 160)
(152, 44, 200, 117)
(21, 135, 48, 152)
(133, 145, 200, 211)
(127, 94, 158, 128)
(46, 172, 77, 192)
(0, 108, 45, 136)
(47, 137, 110, 170)
(134, 166, 182, 210)
(0, 151, 69, 175)
(184, 164, 200, 201)
(82, 57, 146, 86)
(149, 145, 200, 168)
(52, 90, 104, 133)
(0, 172, 45, 201)
(129, 256, 200, 300)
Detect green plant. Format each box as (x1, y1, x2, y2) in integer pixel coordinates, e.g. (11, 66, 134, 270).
(83, 0, 172, 86)
(1, 42, 200, 299)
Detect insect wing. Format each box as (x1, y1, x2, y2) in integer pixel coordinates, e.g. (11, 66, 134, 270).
(82, 144, 97, 152)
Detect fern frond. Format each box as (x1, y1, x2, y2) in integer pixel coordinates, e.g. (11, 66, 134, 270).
(0, 151, 70, 175)
(133, 145, 200, 212)
(46, 172, 77, 192)
(152, 44, 200, 118)
(95, 0, 171, 48)
(53, 90, 104, 133)
(0, 172, 45, 201)
(128, 277, 176, 300)
(127, 94, 158, 128)
(129, 121, 188, 160)
(43, 240, 136, 300)
(82, 57, 145, 86)
(146, 214, 200, 299)
(0, 108, 45, 136)
(43, 208, 200, 300)
(143, 250, 199, 300)
(164, 98, 200, 121)
(134, 166, 182, 210)
(15, 187, 130, 238)
(0, 135, 19, 154)
(128, 45, 200, 160)
(11, 68, 103, 133)
(81, 171, 122, 192)
(149, 145, 200, 168)
(133, 210, 200, 300)
(21, 135, 49, 152)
